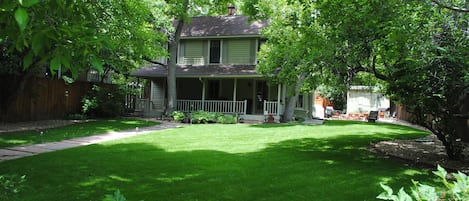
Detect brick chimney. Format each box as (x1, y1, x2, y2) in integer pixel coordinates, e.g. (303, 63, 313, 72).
(228, 4, 236, 16)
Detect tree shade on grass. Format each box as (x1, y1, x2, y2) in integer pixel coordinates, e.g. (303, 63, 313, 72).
(0, 120, 435, 201)
(0, 119, 159, 148)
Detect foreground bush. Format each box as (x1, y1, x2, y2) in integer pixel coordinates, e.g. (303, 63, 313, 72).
(377, 165, 469, 201)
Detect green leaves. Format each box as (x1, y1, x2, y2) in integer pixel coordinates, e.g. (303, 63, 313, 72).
(378, 165, 469, 201)
(14, 0, 40, 32)
(18, 0, 40, 8)
(3, 0, 170, 79)
(91, 56, 104, 73)
(50, 56, 61, 72)
(14, 7, 29, 32)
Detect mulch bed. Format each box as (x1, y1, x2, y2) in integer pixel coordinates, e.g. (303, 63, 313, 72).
(370, 134, 469, 174)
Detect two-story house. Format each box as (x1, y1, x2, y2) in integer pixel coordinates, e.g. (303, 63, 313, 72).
(131, 13, 314, 121)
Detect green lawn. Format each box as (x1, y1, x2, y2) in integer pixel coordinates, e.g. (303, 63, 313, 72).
(0, 118, 159, 148)
(0, 120, 436, 201)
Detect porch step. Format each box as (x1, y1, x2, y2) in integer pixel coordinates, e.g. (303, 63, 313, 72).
(241, 115, 267, 122)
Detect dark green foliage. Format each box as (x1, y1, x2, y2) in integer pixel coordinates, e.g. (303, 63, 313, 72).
(81, 85, 125, 118)
(313, 0, 469, 160)
(190, 111, 224, 124)
(384, 7, 469, 160)
(171, 111, 185, 123)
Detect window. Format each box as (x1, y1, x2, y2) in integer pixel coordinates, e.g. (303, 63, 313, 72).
(209, 40, 221, 64)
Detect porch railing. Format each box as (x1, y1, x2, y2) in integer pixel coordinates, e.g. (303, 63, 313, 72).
(135, 98, 151, 112)
(263, 100, 279, 116)
(135, 98, 164, 112)
(177, 99, 248, 115)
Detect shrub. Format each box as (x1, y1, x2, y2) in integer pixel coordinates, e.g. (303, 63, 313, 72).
(81, 85, 125, 118)
(377, 165, 469, 201)
(190, 111, 223, 124)
(216, 114, 238, 124)
(171, 111, 185, 123)
(190, 110, 210, 124)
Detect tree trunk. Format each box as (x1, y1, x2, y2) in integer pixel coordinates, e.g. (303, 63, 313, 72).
(167, 39, 178, 114)
(166, 21, 186, 114)
(282, 73, 306, 122)
(166, 0, 189, 115)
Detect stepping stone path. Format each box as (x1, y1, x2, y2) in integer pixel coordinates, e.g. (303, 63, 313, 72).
(0, 122, 181, 162)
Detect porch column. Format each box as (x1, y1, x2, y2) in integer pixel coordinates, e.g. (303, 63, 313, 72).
(200, 77, 205, 110)
(233, 78, 237, 101)
(233, 78, 237, 113)
(277, 83, 281, 116)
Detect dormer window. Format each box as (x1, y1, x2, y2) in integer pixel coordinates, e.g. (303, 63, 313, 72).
(209, 40, 221, 64)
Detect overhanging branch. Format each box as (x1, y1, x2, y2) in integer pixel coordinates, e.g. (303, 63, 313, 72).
(144, 57, 167, 68)
(432, 0, 469, 12)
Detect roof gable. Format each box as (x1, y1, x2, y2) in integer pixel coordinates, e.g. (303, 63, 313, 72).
(180, 16, 268, 38)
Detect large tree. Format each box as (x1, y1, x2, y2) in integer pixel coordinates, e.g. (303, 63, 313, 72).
(161, 0, 236, 114)
(243, 0, 326, 121)
(245, 0, 468, 159)
(316, 0, 469, 160)
(0, 0, 168, 119)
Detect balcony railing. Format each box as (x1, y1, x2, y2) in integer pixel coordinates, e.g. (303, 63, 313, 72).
(177, 99, 248, 115)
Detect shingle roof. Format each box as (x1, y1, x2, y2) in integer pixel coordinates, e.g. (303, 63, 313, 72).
(131, 16, 267, 78)
(131, 64, 261, 78)
(180, 16, 268, 38)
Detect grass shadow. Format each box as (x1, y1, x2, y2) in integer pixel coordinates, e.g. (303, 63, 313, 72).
(0, 132, 434, 201)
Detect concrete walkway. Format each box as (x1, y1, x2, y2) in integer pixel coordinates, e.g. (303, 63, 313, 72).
(0, 122, 182, 162)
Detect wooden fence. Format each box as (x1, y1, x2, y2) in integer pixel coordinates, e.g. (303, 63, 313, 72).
(0, 77, 115, 122)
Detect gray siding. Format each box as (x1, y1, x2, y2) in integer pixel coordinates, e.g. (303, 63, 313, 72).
(179, 38, 258, 65)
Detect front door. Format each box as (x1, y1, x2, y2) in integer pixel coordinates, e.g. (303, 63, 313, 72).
(255, 80, 268, 114)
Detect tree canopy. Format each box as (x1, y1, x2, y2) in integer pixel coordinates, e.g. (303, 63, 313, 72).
(0, 0, 170, 117)
(0, 0, 168, 78)
(245, 0, 468, 159)
(243, 0, 327, 121)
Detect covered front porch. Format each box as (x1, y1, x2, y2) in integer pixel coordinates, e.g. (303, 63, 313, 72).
(130, 64, 315, 121)
(136, 77, 285, 121)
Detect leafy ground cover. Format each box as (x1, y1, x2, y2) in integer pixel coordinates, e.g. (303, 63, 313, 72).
(0, 120, 436, 201)
(0, 119, 159, 149)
